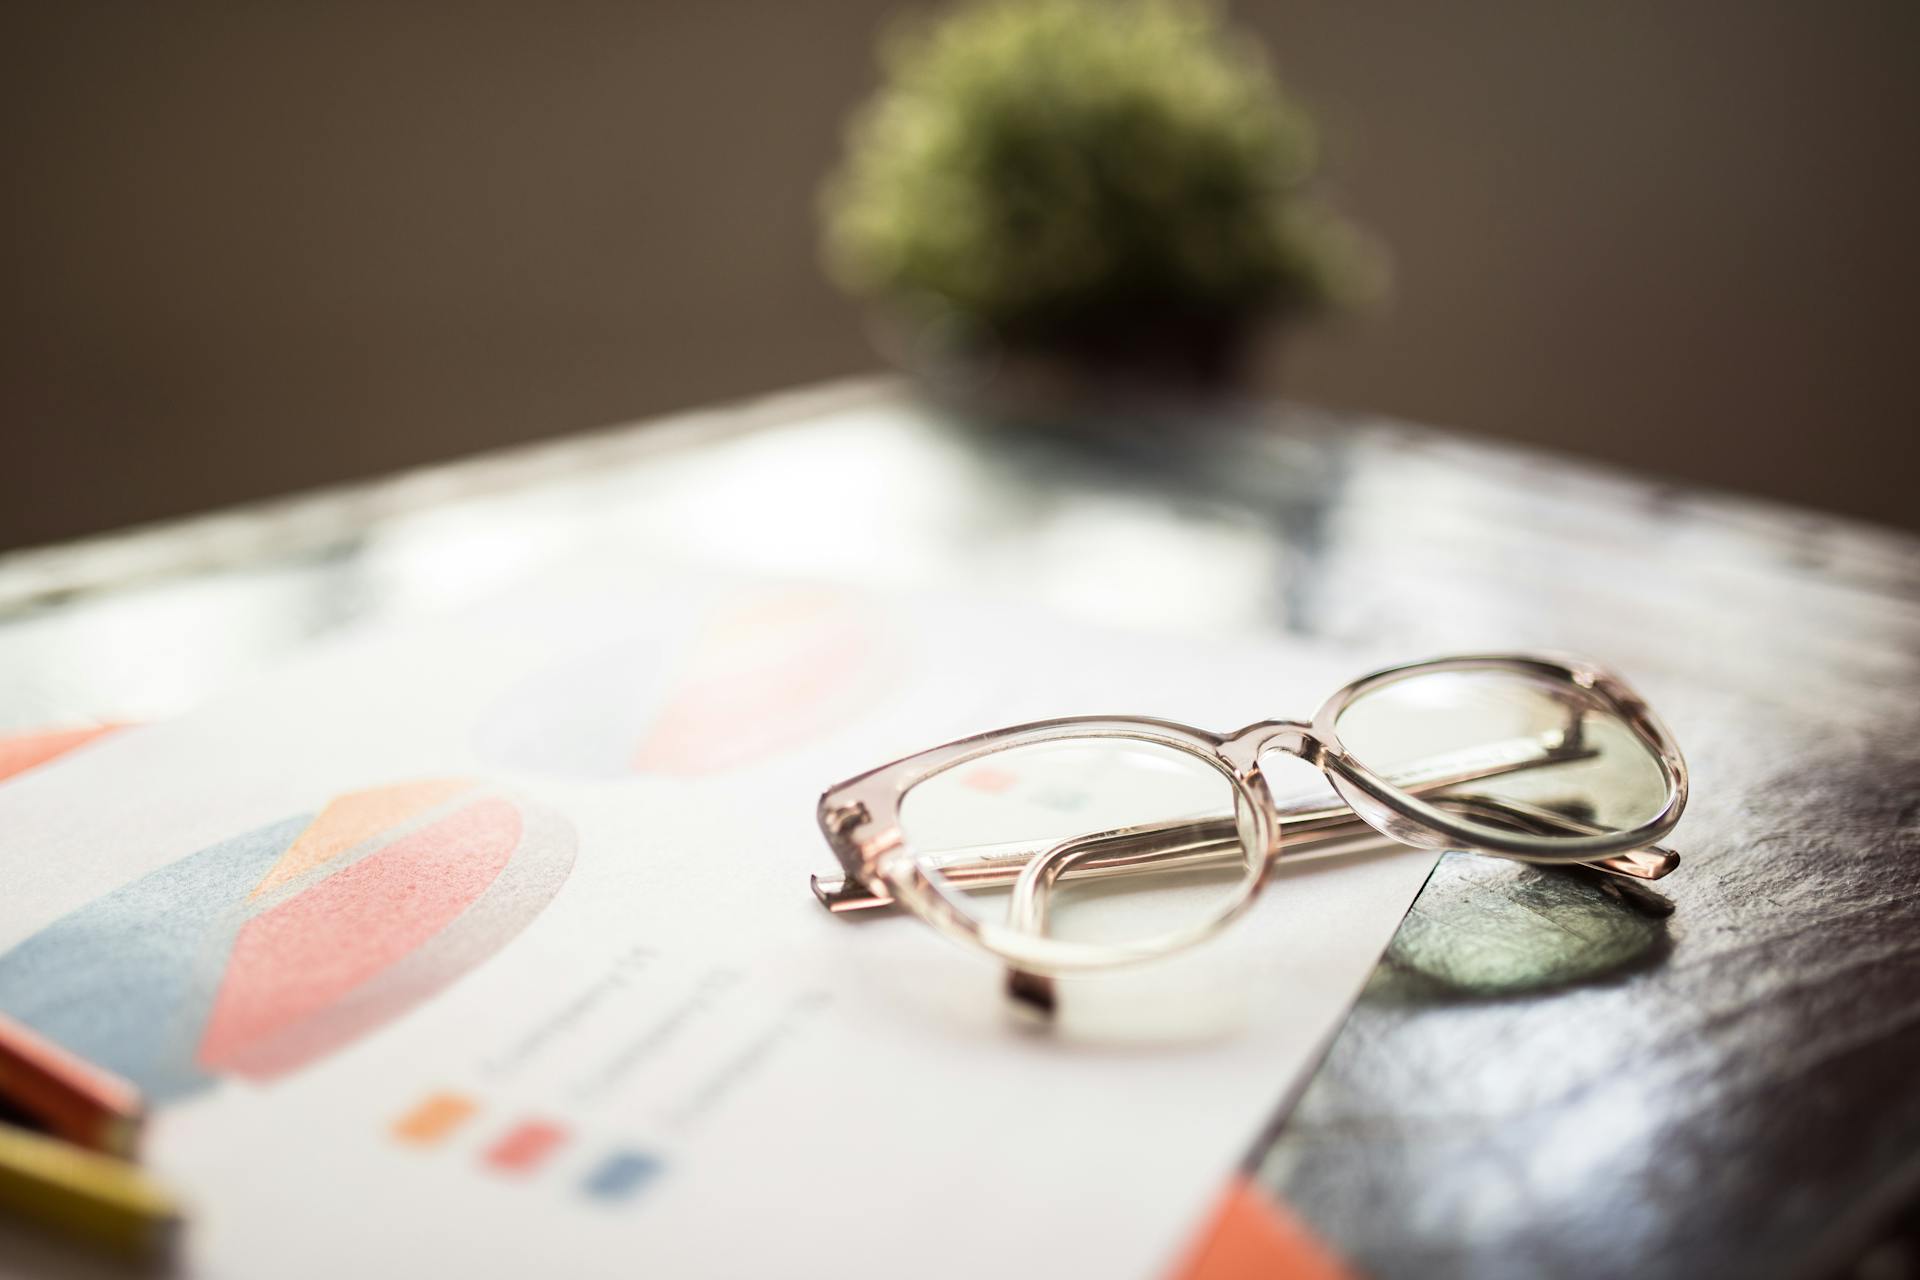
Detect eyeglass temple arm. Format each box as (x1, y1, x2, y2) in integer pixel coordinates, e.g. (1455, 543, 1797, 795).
(992, 789, 1680, 1021)
(815, 796, 1677, 912)
(813, 734, 1678, 913)
(812, 730, 1581, 911)
(1005, 793, 1680, 929)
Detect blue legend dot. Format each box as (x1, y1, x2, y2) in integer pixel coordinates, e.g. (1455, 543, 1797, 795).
(584, 1151, 665, 1203)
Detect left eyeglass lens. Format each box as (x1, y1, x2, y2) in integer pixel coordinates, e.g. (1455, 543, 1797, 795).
(896, 737, 1257, 950)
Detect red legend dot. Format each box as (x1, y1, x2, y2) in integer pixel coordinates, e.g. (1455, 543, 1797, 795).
(483, 1119, 569, 1174)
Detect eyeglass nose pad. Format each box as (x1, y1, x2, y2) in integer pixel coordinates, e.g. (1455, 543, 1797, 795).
(998, 804, 1269, 1021)
(1000, 834, 1078, 1020)
(1005, 967, 1057, 1021)
(1555, 697, 1589, 753)
(1323, 772, 1455, 851)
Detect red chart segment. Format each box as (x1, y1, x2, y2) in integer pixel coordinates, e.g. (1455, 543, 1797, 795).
(630, 590, 896, 774)
(199, 797, 525, 1075)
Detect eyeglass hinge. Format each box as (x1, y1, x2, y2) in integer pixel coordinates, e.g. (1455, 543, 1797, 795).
(823, 801, 869, 837)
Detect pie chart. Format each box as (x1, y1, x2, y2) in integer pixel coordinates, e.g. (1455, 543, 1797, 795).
(0, 779, 575, 1103)
(476, 587, 900, 778)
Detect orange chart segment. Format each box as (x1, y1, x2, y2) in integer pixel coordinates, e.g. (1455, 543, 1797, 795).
(199, 799, 523, 1071)
(1167, 1178, 1359, 1280)
(249, 778, 474, 900)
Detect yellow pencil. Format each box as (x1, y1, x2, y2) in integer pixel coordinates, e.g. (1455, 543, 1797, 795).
(0, 1120, 182, 1265)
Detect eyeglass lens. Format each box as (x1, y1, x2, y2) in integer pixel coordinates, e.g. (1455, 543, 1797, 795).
(897, 738, 1259, 951)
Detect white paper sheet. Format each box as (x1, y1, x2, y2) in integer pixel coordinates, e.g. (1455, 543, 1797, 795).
(0, 565, 1435, 1279)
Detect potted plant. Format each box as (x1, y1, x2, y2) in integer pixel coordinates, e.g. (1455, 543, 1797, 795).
(821, 0, 1382, 406)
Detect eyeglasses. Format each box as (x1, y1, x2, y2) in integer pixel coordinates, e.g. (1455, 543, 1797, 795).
(810, 654, 1687, 981)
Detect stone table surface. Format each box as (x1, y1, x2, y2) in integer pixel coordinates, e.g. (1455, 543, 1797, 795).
(3, 379, 1915, 1279)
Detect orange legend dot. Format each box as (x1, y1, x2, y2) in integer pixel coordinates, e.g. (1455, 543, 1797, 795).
(391, 1092, 478, 1146)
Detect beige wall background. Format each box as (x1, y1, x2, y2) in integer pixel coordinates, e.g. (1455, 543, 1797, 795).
(3, 2, 1914, 550)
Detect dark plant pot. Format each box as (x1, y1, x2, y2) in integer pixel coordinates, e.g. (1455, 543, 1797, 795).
(874, 302, 1277, 426)
(1020, 308, 1262, 389)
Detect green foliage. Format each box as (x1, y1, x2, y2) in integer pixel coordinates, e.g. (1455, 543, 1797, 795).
(822, 0, 1377, 346)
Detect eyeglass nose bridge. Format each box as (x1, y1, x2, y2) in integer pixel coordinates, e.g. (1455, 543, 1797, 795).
(1216, 719, 1325, 776)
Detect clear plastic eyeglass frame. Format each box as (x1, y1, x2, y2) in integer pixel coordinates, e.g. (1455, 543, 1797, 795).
(811, 654, 1688, 979)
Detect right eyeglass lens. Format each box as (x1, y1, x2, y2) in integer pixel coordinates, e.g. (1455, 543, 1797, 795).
(896, 736, 1257, 952)
(1333, 668, 1669, 838)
